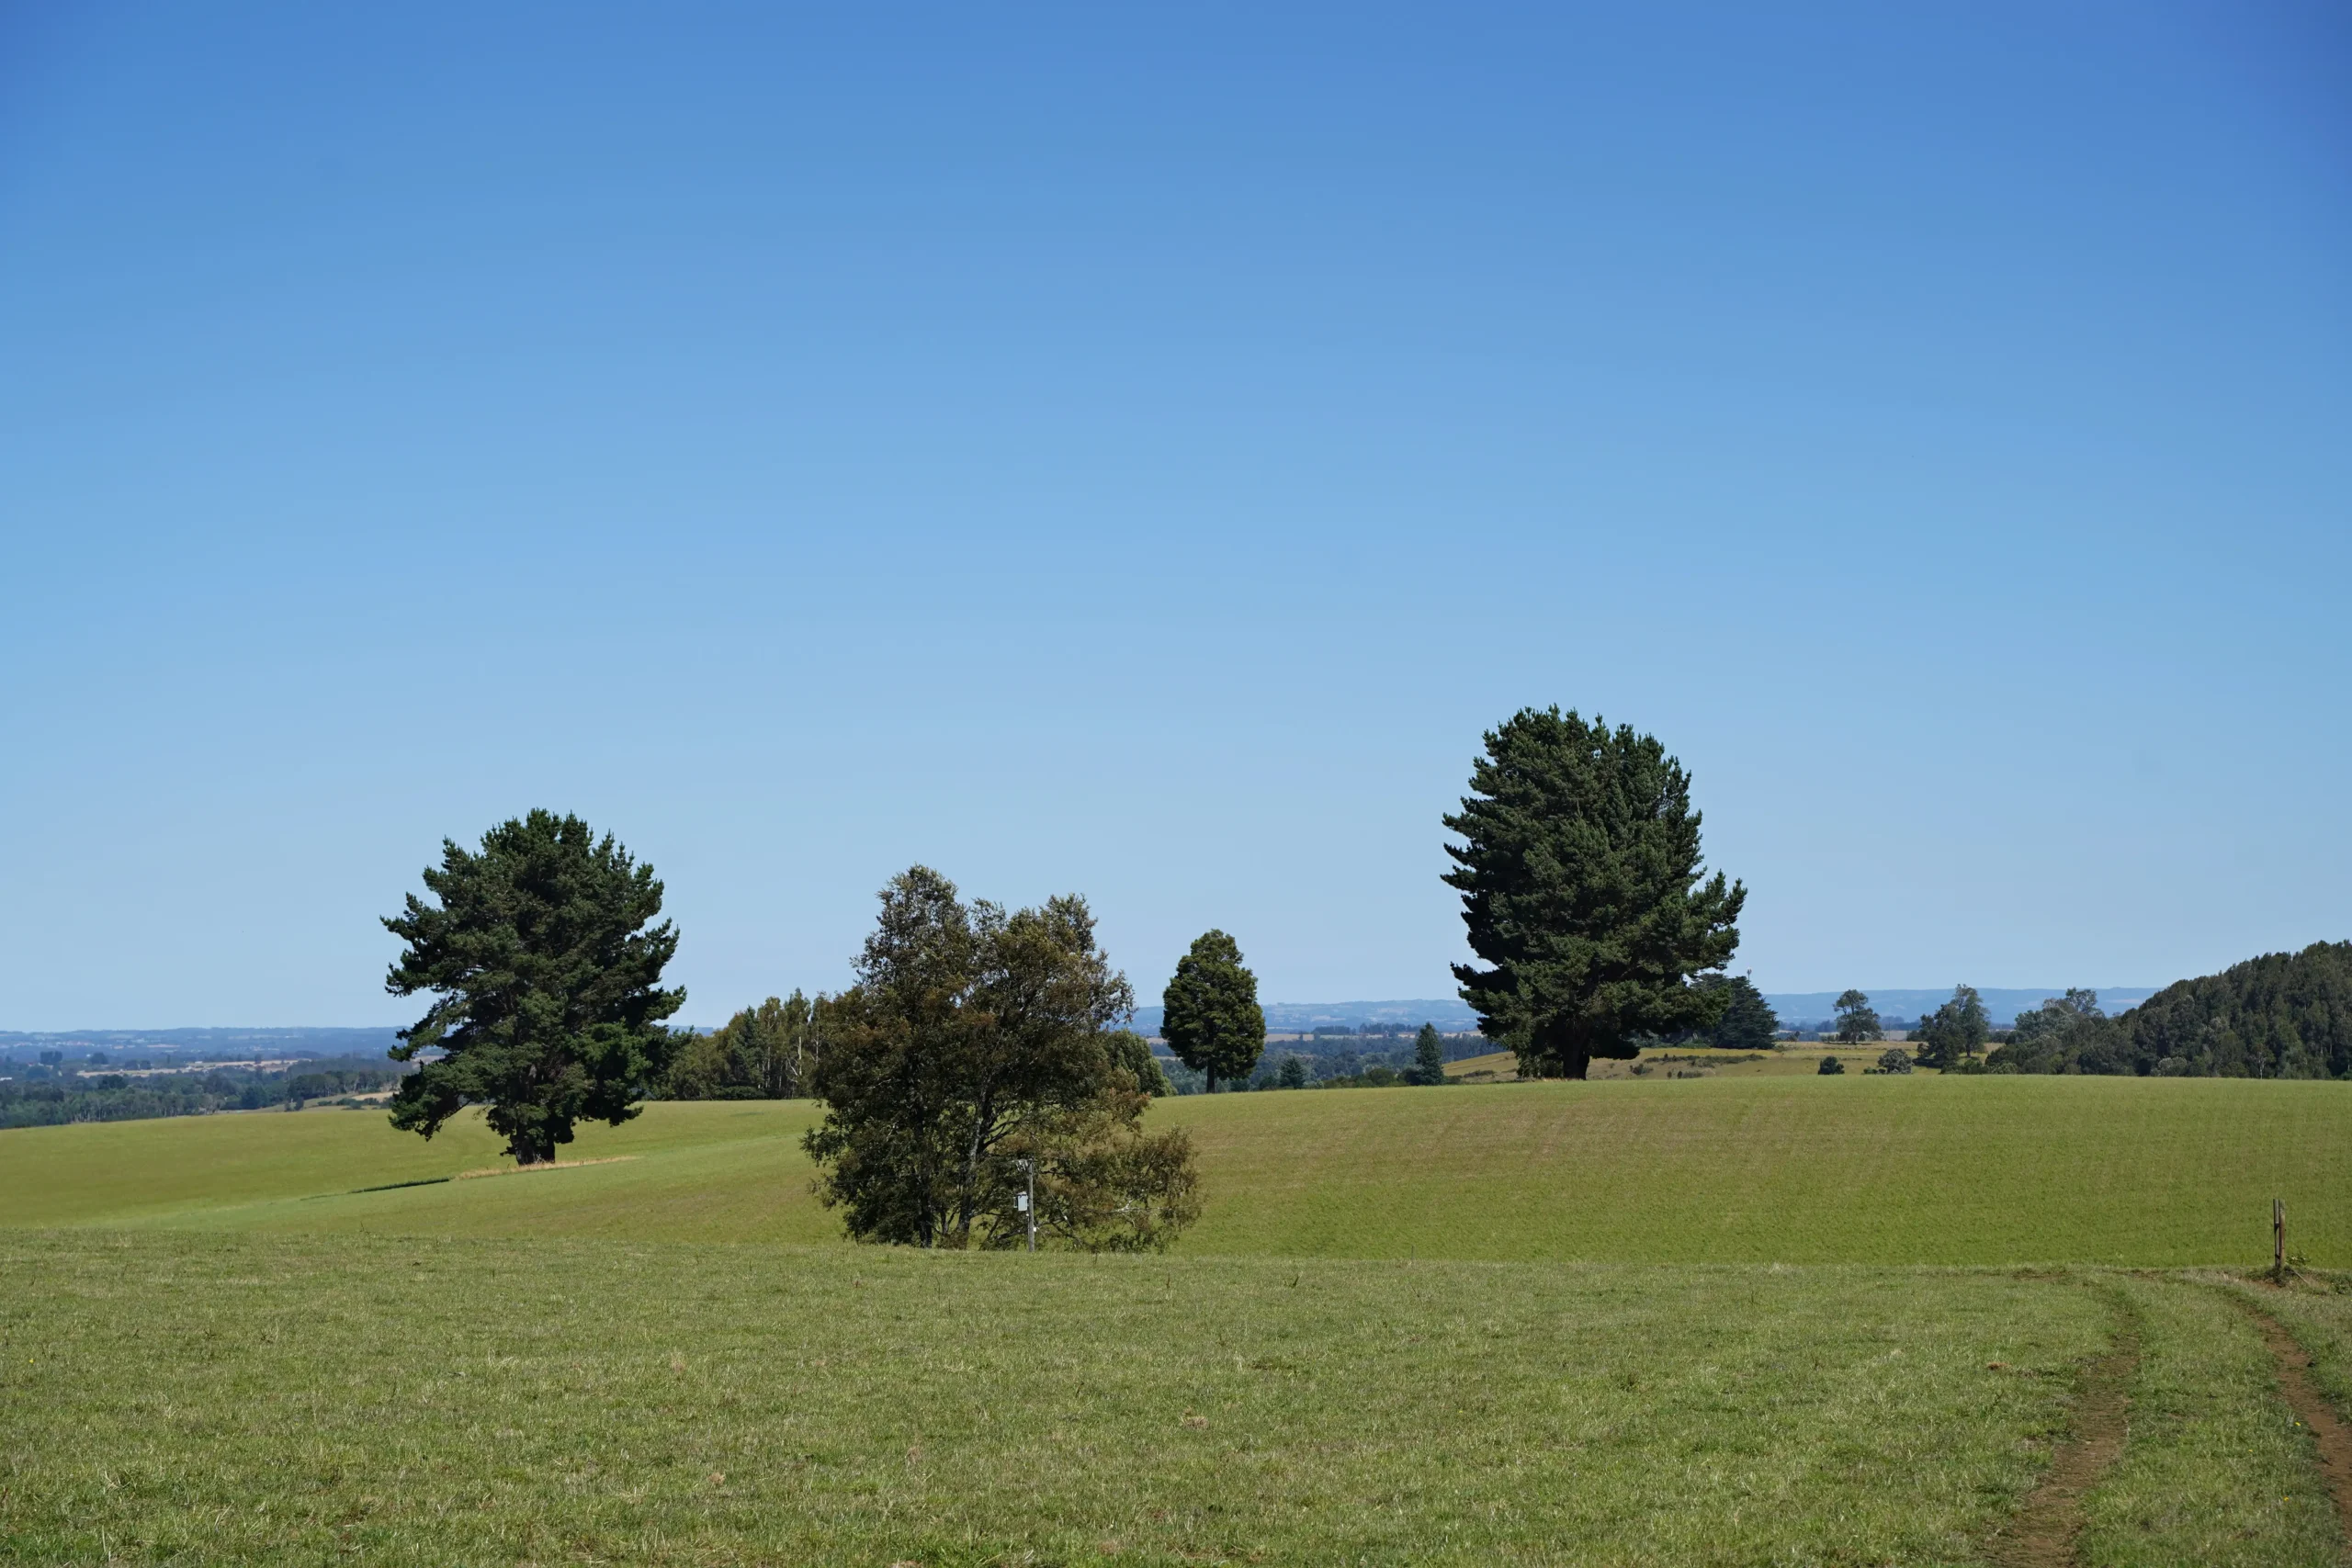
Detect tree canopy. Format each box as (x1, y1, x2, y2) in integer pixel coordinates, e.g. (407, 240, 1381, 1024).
(668, 991, 816, 1100)
(382, 810, 684, 1166)
(803, 867, 1199, 1251)
(1160, 931, 1266, 1093)
(1978, 948, 2352, 1078)
(1443, 707, 1746, 1078)
(1909, 985, 1989, 1068)
(2121, 942, 2352, 1078)
(1702, 976, 1780, 1052)
(1101, 1028, 1172, 1097)
(1831, 990, 1882, 1046)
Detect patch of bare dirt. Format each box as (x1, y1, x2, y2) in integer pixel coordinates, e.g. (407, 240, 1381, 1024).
(2241, 1296, 2352, 1547)
(1987, 1327, 2139, 1568)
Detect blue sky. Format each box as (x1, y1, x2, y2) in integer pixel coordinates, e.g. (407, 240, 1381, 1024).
(3, 3, 2346, 1029)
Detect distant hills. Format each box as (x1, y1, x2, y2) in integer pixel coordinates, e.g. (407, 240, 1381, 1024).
(9, 987, 2161, 1057)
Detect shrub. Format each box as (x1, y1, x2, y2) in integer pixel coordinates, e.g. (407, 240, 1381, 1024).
(1877, 1048, 1915, 1075)
(1817, 1056, 1846, 1076)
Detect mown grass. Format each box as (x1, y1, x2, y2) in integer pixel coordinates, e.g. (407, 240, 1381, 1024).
(9, 1088, 2352, 1562)
(4, 1077, 2344, 1266)
(2, 1231, 2135, 1567)
(2220, 1270, 2352, 1447)
(2075, 1274, 2344, 1566)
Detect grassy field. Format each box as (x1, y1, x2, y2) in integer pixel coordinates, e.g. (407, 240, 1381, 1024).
(9, 1081, 2352, 1563)
(11, 1229, 2339, 1567)
(5, 1077, 2346, 1267)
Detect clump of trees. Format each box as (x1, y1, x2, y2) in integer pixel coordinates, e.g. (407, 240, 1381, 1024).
(1909, 986, 1990, 1069)
(668, 992, 819, 1100)
(802, 867, 1199, 1251)
(2110, 942, 2352, 1077)
(1444, 707, 1745, 1078)
(1968, 944, 2352, 1077)
(382, 811, 685, 1166)
(1831, 990, 1882, 1045)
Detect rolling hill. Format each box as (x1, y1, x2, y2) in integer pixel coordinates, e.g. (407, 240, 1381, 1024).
(5, 1075, 2343, 1267)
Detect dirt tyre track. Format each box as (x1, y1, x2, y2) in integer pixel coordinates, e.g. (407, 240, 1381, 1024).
(2238, 1293, 2352, 1551)
(1986, 1324, 2140, 1568)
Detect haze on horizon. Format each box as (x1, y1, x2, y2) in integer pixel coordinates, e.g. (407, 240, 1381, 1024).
(3, 4, 2346, 1032)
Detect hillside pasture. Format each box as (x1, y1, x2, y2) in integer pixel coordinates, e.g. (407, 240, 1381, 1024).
(3, 1076, 2346, 1267)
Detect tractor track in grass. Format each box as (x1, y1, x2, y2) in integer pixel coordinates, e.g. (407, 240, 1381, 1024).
(1987, 1321, 2139, 1568)
(2240, 1293, 2352, 1549)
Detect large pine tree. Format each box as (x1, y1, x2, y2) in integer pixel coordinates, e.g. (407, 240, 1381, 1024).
(1443, 708, 1745, 1079)
(383, 810, 684, 1166)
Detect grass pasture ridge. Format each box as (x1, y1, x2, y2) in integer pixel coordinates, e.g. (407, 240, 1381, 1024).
(3, 1074, 2346, 1266)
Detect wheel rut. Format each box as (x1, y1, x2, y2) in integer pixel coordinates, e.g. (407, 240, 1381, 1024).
(1986, 1327, 2138, 1568)
(2239, 1295, 2352, 1549)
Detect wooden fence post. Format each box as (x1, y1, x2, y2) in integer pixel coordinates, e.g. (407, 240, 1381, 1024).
(2274, 1197, 2286, 1281)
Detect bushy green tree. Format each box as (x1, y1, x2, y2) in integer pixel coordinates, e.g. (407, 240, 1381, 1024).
(804, 867, 1198, 1251)
(1876, 1047, 1915, 1075)
(1701, 976, 1780, 1051)
(1444, 708, 1745, 1078)
(1910, 985, 1989, 1069)
(1160, 931, 1266, 1093)
(382, 810, 684, 1166)
(1102, 1028, 1172, 1096)
(1831, 990, 1882, 1046)
(1277, 1053, 1309, 1089)
(1817, 1055, 1846, 1076)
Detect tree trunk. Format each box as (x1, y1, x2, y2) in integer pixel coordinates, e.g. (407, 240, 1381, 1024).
(957, 1100, 994, 1247)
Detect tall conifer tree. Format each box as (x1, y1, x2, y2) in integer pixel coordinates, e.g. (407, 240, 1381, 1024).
(383, 811, 684, 1166)
(1443, 708, 1745, 1079)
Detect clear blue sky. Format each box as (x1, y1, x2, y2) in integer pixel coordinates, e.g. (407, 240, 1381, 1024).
(3, 3, 2346, 1030)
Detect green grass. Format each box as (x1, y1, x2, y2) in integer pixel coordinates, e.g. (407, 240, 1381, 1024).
(2218, 1270, 2352, 1445)
(3, 1231, 2128, 1566)
(10, 1082, 2352, 1562)
(6, 1077, 2347, 1266)
(2075, 1275, 2345, 1567)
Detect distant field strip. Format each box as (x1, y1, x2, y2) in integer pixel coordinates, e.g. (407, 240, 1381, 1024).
(2, 1077, 2346, 1265)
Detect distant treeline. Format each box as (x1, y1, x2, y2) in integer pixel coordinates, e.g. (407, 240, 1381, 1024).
(0, 1056, 405, 1129)
(1984, 942, 2352, 1077)
(0, 1027, 404, 1059)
